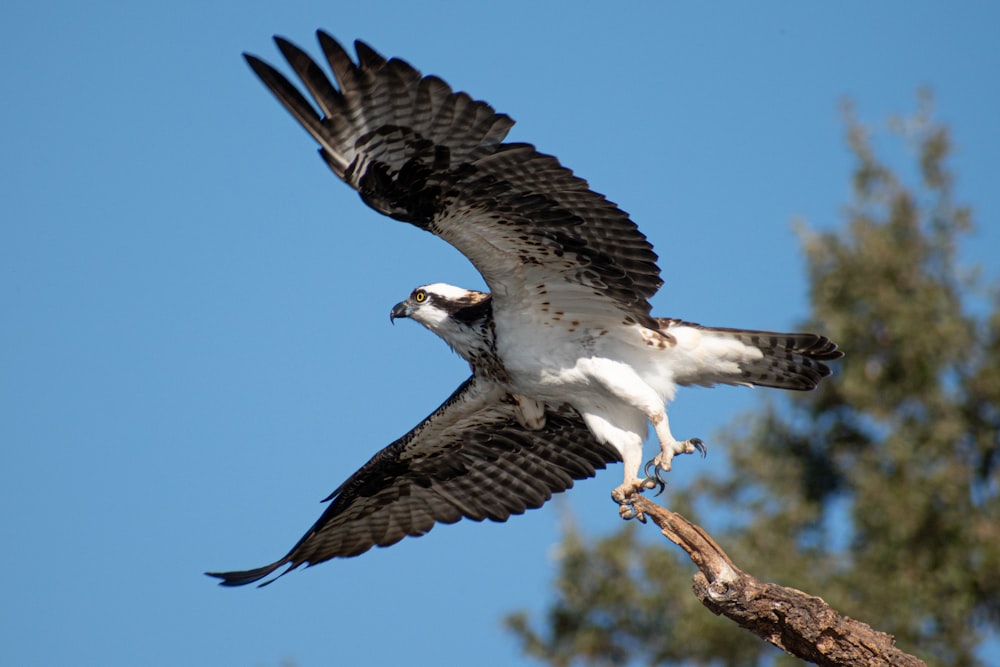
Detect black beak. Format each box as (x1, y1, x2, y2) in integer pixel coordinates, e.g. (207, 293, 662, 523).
(390, 301, 410, 325)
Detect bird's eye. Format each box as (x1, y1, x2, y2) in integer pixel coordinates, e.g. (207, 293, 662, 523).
(414, 290, 427, 303)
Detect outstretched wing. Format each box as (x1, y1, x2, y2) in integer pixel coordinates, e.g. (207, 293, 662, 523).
(243, 31, 662, 328)
(206, 377, 620, 586)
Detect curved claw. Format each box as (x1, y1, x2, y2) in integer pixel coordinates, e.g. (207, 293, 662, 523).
(651, 476, 666, 497)
(690, 437, 708, 458)
(642, 471, 666, 496)
(618, 503, 647, 523)
(642, 459, 664, 484)
(642, 459, 668, 496)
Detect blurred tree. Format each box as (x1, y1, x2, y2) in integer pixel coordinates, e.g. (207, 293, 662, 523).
(506, 95, 1000, 667)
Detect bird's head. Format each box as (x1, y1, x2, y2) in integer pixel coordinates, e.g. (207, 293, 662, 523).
(390, 283, 493, 360)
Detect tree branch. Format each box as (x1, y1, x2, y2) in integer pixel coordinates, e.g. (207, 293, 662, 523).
(632, 496, 926, 667)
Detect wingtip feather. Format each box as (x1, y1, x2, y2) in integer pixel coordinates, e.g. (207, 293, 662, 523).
(242, 52, 269, 74)
(353, 39, 387, 69)
(205, 558, 294, 588)
(273, 35, 308, 67)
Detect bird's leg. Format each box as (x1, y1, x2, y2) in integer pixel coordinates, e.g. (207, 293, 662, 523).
(645, 411, 706, 478)
(610, 445, 658, 522)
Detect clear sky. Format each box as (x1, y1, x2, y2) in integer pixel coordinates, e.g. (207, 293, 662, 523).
(3, 2, 998, 666)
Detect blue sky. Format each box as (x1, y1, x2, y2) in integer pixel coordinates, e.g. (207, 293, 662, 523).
(3, 2, 998, 666)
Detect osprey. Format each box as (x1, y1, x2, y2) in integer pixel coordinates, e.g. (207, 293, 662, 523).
(208, 32, 841, 586)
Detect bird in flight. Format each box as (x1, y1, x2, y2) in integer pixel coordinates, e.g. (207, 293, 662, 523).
(208, 31, 842, 587)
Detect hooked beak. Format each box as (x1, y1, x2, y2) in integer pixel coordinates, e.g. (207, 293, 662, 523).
(390, 301, 411, 325)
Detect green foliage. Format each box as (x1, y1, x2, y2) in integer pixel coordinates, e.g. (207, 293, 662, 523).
(506, 96, 1000, 667)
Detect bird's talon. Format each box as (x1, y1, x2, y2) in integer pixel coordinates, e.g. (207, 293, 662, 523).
(619, 504, 647, 522)
(643, 457, 660, 480)
(644, 474, 666, 496)
(655, 467, 666, 485)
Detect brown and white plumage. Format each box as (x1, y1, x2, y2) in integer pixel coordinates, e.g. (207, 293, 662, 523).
(655, 319, 841, 390)
(208, 32, 842, 586)
(244, 33, 661, 329)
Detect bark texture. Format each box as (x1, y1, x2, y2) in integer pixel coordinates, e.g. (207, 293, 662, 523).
(632, 496, 927, 667)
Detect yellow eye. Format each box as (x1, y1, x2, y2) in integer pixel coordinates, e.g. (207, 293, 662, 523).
(414, 290, 427, 303)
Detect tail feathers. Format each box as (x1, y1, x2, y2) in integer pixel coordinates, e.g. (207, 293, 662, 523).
(658, 319, 843, 391)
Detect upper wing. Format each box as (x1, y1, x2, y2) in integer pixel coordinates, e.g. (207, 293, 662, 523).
(206, 376, 620, 586)
(243, 31, 662, 328)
